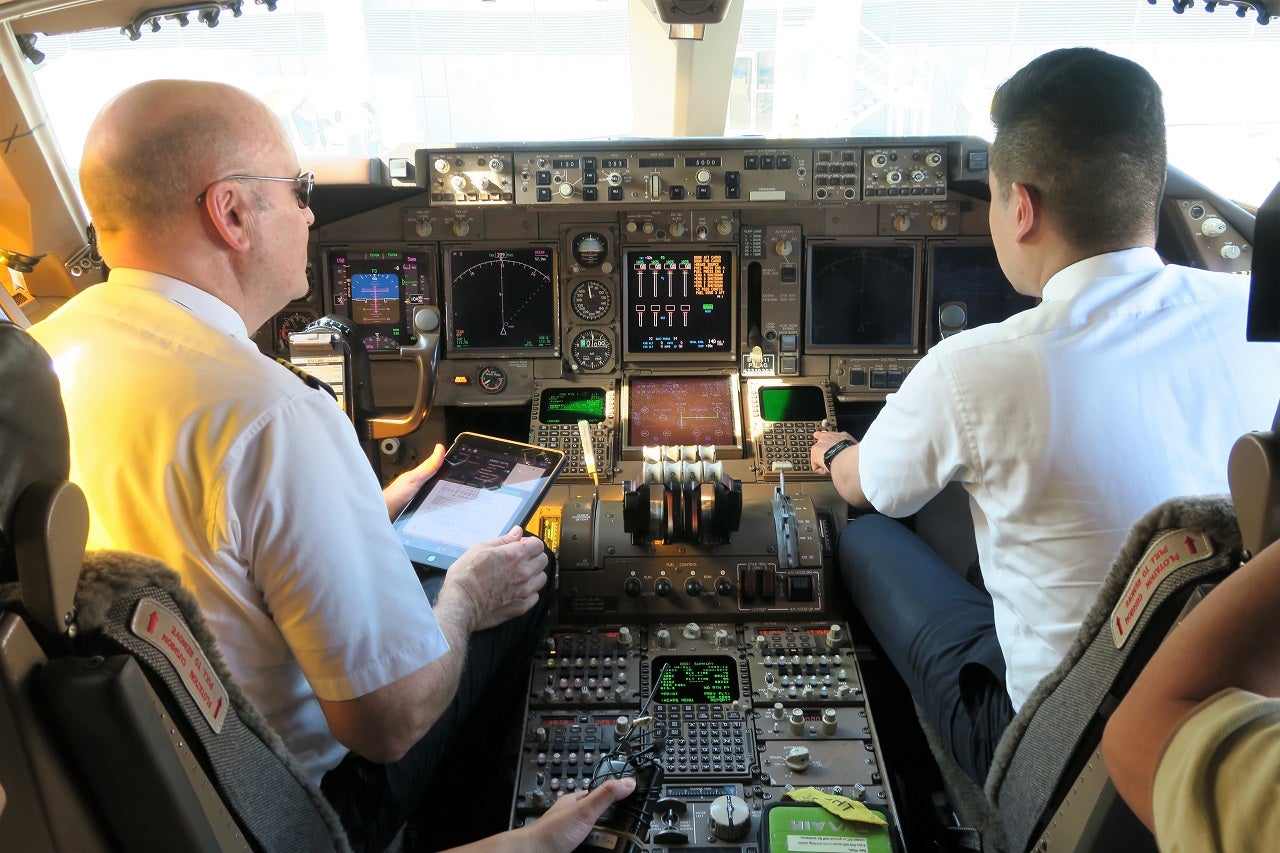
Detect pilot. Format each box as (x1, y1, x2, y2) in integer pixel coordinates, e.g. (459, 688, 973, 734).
(28, 79, 632, 852)
(809, 47, 1280, 783)
(1102, 536, 1280, 847)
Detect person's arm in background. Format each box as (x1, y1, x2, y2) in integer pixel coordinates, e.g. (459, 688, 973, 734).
(1102, 537, 1280, 830)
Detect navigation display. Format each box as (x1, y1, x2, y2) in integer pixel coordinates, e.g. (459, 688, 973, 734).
(328, 248, 430, 353)
(625, 375, 741, 450)
(806, 242, 920, 354)
(446, 246, 558, 356)
(624, 249, 734, 358)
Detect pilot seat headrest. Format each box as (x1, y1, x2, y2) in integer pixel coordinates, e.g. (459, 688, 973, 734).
(0, 321, 88, 635)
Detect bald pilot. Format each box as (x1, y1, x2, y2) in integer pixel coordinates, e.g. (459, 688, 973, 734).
(30, 79, 633, 852)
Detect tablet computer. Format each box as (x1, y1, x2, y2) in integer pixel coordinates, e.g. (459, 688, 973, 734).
(393, 432, 565, 569)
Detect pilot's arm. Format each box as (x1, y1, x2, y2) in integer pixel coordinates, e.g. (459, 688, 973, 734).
(810, 430, 871, 509)
(1102, 538, 1280, 837)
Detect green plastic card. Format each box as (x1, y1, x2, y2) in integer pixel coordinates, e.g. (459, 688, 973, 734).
(766, 804, 892, 853)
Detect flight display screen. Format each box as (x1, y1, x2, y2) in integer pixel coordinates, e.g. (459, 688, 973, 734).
(537, 387, 607, 425)
(446, 247, 557, 356)
(626, 375, 741, 449)
(758, 384, 828, 422)
(651, 656, 739, 705)
(806, 242, 920, 353)
(328, 249, 429, 353)
(624, 249, 734, 357)
(927, 242, 1038, 345)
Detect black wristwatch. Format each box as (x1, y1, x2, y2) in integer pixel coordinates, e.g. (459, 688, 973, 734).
(822, 438, 857, 470)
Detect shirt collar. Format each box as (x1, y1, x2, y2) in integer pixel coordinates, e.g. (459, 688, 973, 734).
(107, 268, 251, 340)
(1040, 247, 1165, 302)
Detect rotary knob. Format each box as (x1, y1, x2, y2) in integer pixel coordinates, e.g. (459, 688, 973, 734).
(775, 238, 794, 257)
(623, 577, 643, 597)
(452, 219, 471, 237)
(682, 622, 701, 640)
(713, 628, 731, 648)
(685, 578, 703, 597)
(656, 629, 672, 648)
(1221, 243, 1242, 260)
(558, 182, 575, 198)
(1201, 216, 1227, 237)
(696, 168, 712, 184)
(715, 218, 734, 237)
(891, 213, 911, 232)
(618, 626, 634, 648)
(655, 578, 673, 597)
(434, 158, 451, 174)
(708, 795, 751, 841)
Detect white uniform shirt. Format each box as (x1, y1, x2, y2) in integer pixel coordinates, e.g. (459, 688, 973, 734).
(31, 270, 450, 784)
(859, 248, 1280, 709)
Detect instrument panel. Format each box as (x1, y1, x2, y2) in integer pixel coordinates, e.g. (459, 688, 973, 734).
(272, 136, 1255, 851)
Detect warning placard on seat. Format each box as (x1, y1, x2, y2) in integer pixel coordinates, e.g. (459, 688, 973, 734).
(131, 597, 229, 733)
(1110, 529, 1213, 649)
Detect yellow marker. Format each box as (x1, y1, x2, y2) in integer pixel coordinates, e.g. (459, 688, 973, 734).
(577, 419, 599, 486)
(781, 787, 888, 826)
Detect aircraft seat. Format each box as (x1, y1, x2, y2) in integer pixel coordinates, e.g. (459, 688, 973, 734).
(920, 494, 1243, 852)
(0, 320, 350, 851)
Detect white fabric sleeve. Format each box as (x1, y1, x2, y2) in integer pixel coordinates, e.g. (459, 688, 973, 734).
(857, 349, 976, 518)
(214, 390, 450, 701)
(1152, 688, 1280, 852)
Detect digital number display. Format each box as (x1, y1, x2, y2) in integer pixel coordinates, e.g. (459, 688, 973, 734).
(447, 247, 557, 355)
(651, 656, 739, 705)
(539, 387, 607, 425)
(625, 250, 732, 354)
(601, 158, 628, 169)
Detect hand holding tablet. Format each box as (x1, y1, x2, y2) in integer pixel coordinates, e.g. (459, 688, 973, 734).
(392, 432, 565, 569)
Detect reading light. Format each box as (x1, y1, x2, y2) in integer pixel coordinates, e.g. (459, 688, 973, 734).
(668, 23, 705, 39)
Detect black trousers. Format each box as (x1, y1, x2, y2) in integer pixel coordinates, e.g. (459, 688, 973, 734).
(321, 555, 552, 853)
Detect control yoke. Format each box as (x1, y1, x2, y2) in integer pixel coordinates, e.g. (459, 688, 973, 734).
(364, 305, 441, 440)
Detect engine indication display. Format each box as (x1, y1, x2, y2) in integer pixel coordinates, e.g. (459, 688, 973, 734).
(447, 247, 558, 356)
(624, 249, 733, 358)
(626, 375, 741, 448)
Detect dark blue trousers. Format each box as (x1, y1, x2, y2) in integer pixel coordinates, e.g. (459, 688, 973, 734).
(840, 514, 1013, 783)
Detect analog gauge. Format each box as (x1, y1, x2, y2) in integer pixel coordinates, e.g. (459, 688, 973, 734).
(477, 364, 508, 394)
(275, 310, 317, 353)
(572, 232, 608, 267)
(570, 279, 612, 322)
(570, 329, 613, 371)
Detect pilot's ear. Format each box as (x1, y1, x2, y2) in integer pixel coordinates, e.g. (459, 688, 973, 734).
(1008, 180, 1040, 243)
(199, 182, 254, 253)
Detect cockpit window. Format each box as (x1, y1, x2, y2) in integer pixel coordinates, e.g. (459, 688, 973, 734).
(24, 0, 1280, 207)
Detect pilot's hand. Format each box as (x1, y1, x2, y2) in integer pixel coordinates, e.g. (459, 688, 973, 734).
(810, 429, 857, 474)
(445, 526, 549, 631)
(509, 777, 637, 853)
(383, 442, 446, 520)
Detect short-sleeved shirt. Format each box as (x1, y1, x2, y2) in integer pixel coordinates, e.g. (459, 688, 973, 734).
(1153, 688, 1280, 851)
(30, 270, 449, 783)
(858, 248, 1280, 708)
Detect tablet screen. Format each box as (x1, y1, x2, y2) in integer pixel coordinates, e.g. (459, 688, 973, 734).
(393, 433, 565, 568)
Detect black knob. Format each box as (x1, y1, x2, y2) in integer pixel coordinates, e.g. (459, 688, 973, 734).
(624, 577, 643, 597)
(685, 578, 703, 597)
(655, 578, 673, 597)
(715, 577, 735, 596)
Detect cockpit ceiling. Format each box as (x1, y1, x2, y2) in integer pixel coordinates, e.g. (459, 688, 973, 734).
(2, 0, 1276, 40)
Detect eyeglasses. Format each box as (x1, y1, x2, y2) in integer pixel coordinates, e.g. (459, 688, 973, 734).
(195, 170, 314, 209)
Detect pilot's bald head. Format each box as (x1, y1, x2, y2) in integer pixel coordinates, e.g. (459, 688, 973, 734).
(80, 80, 287, 238)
